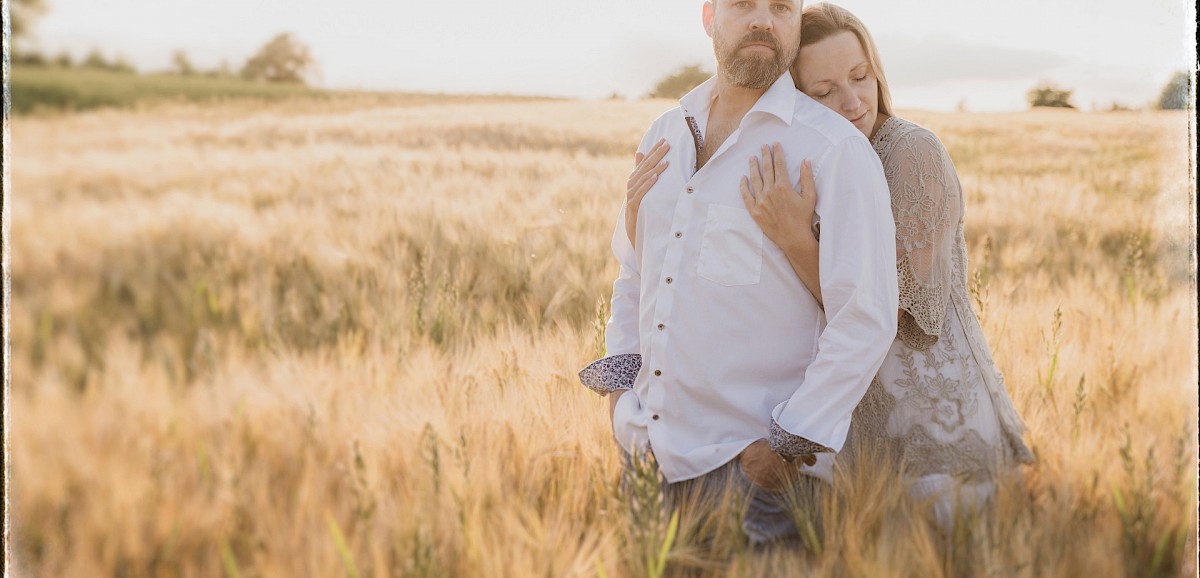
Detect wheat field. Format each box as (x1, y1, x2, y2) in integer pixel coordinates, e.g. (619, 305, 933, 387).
(7, 96, 1197, 577)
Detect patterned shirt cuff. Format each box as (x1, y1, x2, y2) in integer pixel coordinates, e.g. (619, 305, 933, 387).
(577, 354, 641, 396)
(768, 419, 834, 458)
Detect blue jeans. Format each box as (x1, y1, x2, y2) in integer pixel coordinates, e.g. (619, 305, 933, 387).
(620, 448, 823, 546)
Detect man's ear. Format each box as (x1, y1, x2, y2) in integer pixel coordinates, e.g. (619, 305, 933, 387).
(702, 2, 715, 38)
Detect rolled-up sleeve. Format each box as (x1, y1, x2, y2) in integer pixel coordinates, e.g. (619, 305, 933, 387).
(770, 135, 898, 456)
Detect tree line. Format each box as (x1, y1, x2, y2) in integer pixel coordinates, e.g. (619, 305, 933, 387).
(9, 0, 318, 86)
(648, 66, 1192, 111)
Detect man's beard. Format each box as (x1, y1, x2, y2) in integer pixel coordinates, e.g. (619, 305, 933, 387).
(714, 30, 796, 89)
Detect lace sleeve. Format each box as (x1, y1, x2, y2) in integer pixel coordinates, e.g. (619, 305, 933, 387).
(885, 128, 959, 348)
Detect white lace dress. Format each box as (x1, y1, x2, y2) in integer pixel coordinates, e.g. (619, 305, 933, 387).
(838, 117, 1035, 526)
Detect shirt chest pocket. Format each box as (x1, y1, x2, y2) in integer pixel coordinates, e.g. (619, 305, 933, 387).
(696, 204, 763, 286)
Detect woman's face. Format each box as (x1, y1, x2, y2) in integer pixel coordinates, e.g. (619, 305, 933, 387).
(796, 31, 883, 138)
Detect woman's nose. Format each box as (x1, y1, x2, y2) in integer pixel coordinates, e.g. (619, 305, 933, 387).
(841, 90, 861, 113)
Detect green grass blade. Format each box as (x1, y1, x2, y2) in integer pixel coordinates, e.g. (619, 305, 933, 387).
(326, 512, 361, 578)
(219, 538, 242, 578)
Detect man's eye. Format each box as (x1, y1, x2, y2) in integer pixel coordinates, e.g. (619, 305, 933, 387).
(772, 3, 792, 12)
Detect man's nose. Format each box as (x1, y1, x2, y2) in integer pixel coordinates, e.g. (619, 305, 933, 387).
(748, 6, 774, 30)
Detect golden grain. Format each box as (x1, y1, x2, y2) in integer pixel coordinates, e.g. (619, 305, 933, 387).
(9, 100, 1195, 577)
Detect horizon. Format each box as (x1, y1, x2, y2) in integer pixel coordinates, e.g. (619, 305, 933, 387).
(18, 0, 1199, 112)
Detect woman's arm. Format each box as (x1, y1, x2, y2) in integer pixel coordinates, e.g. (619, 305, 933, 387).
(740, 143, 823, 305)
(888, 129, 959, 349)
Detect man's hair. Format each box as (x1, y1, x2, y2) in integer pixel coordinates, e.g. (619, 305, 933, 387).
(790, 3, 893, 117)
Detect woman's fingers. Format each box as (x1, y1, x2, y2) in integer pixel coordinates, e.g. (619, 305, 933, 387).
(798, 158, 815, 199)
(634, 151, 644, 168)
(648, 139, 670, 163)
(628, 140, 670, 189)
(748, 156, 765, 197)
(740, 176, 756, 208)
(628, 163, 667, 201)
(629, 161, 667, 204)
(760, 144, 776, 189)
(631, 172, 657, 201)
(772, 143, 791, 188)
(639, 140, 670, 173)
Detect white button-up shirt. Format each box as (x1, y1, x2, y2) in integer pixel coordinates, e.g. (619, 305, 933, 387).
(605, 73, 899, 483)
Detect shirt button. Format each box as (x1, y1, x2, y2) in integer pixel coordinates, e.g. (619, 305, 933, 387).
(657, 323, 665, 330)
(652, 414, 660, 420)
(665, 277, 673, 284)
(653, 369, 662, 376)
(674, 231, 682, 238)
(686, 187, 694, 194)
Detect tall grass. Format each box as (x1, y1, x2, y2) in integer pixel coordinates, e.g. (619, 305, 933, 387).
(8, 99, 1196, 576)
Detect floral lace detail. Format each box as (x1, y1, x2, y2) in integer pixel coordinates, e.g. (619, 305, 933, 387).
(836, 116, 1034, 489)
(839, 377, 995, 484)
(898, 310, 938, 351)
(893, 329, 980, 435)
(577, 353, 641, 395)
(875, 117, 954, 342)
(897, 253, 949, 343)
(768, 419, 833, 458)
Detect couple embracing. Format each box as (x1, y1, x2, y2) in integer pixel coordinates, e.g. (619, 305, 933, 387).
(579, 0, 1034, 544)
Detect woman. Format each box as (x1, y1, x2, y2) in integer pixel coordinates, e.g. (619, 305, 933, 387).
(626, 3, 1033, 530)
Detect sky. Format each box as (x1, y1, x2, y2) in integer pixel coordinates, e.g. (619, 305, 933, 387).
(24, 0, 1198, 112)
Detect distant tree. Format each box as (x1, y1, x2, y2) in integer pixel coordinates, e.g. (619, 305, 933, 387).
(80, 48, 135, 73)
(110, 56, 135, 74)
(1157, 71, 1191, 110)
(1027, 81, 1075, 109)
(240, 32, 316, 85)
(171, 50, 196, 76)
(13, 50, 47, 65)
(53, 51, 73, 68)
(204, 60, 234, 78)
(82, 48, 110, 69)
(10, 0, 47, 40)
(648, 65, 711, 99)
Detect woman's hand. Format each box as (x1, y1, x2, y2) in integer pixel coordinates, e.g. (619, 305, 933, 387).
(740, 142, 817, 250)
(741, 143, 824, 305)
(625, 139, 670, 246)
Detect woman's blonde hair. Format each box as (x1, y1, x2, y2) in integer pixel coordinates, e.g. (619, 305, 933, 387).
(790, 3, 893, 117)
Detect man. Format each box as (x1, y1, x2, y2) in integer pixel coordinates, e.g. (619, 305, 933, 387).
(578, 0, 897, 544)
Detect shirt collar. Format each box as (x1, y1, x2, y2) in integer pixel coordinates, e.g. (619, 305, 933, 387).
(679, 72, 797, 127)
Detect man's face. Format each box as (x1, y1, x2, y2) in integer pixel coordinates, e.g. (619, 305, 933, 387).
(704, 0, 803, 90)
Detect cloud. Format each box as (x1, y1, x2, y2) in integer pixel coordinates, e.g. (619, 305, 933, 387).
(876, 35, 1073, 85)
